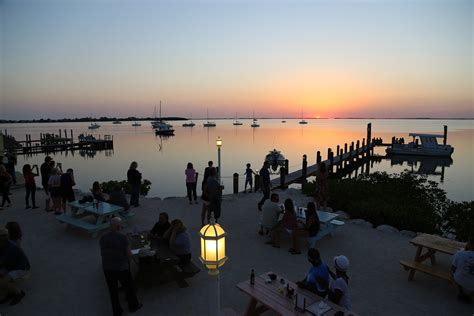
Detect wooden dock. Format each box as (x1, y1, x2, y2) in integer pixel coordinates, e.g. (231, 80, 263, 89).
(271, 123, 378, 190)
(2, 129, 114, 156)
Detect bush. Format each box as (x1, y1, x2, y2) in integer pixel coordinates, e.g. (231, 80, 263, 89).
(304, 172, 450, 234)
(100, 179, 152, 196)
(441, 201, 474, 241)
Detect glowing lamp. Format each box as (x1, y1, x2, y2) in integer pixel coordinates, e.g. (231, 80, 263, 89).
(199, 218, 227, 273)
(216, 136, 222, 148)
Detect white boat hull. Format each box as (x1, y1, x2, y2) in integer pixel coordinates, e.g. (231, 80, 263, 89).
(386, 145, 453, 157)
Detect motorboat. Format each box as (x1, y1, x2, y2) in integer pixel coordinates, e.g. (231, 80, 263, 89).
(132, 122, 141, 127)
(265, 149, 286, 171)
(112, 120, 122, 124)
(386, 131, 454, 157)
(182, 121, 196, 127)
(183, 114, 196, 127)
(233, 120, 243, 126)
(155, 124, 175, 136)
(88, 122, 100, 130)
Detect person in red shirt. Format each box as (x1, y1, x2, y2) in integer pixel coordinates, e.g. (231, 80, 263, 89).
(22, 164, 39, 209)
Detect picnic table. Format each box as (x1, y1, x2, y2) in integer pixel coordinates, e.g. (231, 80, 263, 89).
(400, 233, 466, 282)
(127, 231, 200, 288)
(296, 209, 345, 247)
(237, 271, 356, 316)
(56, 201, 133, 237)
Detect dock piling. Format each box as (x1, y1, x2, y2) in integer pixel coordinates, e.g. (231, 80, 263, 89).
(233, 173, 239, 194)
(301, 155, 308, 191)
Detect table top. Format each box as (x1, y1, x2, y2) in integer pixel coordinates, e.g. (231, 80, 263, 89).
(294, 208, 339, 223)
(127, 231, 179, 262)
(236, 271, 355, 316)
(68, 201, 124, 216)
(410, 233, 466, 255)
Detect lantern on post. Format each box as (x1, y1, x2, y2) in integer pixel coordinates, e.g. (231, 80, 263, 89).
(199, 216, 227, 273)
(216, 136, 222, 182)
(200, 214, 227, 316)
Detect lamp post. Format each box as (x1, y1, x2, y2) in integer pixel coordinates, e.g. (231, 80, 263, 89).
(199, 213, 227, 316)
(216, 136, 222, 182)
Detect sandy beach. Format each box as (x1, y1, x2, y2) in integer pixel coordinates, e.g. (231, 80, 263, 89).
(0, 187, 471, 316)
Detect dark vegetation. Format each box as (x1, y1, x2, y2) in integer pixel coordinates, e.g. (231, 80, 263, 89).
(100, 179, 152, 196)
(303, 171, 473, 241)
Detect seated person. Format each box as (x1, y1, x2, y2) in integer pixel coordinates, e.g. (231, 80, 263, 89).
(452, 238, 474, 303)
(150, 212, 171, 239)
(328, 255, 351, 311)
(296, 248, 329, 298)
(107, 184, 130, 212)
(260, 193, 282, 245)
(6, 222, 22, 248)
(164, 219, 191, 264)
(0, 228, 30, 305)
(304, 202, 320, 238)
(91, 181, 108, 202)
(274, 198, 301, 254)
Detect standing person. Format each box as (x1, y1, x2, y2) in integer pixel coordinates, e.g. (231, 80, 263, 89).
(0, 165, 12, 210)
(127, 162, 142, 207)
(315, 162, 329, 211)
(22, 164, 39, 209)
(5, 153, 17, 185)
(451, 238, 474, 303)
(40, 156, 53, 211)
(244, 163, 255, 193)
(185, 162, 198, 205)
(328, 255, 351, 311)
(206, 167, 223, 222)
(40, 156, 53, 192)
(200, 161, 213, 227)
(47, 168, 63, 215)
(60, 168, 76, 204)
(257, 161, 271, 211)
(100, 217, 141, 316)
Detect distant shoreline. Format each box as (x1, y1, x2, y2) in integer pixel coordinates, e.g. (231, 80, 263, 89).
(0, 117, 472, 124)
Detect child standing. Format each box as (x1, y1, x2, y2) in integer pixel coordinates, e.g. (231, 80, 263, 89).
(244, 163, 255, 193)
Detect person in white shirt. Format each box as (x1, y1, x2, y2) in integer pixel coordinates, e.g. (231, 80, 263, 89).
(452, 238, 474, 303)
(328, 255, 351, 311)
(260, 193, 282, 245)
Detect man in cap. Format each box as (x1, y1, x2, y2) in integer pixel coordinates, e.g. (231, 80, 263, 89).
(0, 227, 29, 305)
(100, 217, 141, 316)
(296, 248, 330, 298)
(328, 255, 351, 311)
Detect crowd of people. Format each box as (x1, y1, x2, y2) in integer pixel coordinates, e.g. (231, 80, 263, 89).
(0, 153, 472, 314)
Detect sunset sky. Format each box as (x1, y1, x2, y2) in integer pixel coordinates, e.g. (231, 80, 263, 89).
(1, 0, 472, 120)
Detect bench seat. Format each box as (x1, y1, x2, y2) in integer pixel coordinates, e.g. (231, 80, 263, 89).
(56, 214, 107, 232)
(399, 260, 453, 282)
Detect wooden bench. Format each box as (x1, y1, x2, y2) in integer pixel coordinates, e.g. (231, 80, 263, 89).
(178, 261, 201, 277)
(308, 220, 345, 248)
(399, 260, 453, 282)
(56, 214, 108, 234)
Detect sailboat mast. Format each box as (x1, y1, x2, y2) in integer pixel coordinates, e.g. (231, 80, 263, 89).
(159, 100, 162, 122)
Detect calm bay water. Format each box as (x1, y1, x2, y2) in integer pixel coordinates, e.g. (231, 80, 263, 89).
(2, 119, 473, 201)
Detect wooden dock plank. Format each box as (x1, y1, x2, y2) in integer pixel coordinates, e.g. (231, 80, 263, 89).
(270, 143, 374, 188)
